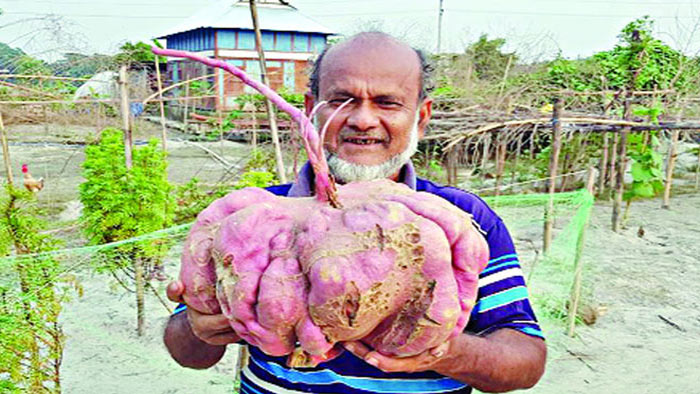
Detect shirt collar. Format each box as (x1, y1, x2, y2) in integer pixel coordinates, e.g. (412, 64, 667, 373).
(287, 161, 417, 197)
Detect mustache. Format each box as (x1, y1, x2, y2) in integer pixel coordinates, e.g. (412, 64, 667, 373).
(338, 130, 388, 140)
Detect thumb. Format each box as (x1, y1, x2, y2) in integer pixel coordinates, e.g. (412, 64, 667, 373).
(429, 341, 450, 358)
(166, 280, 185, 303)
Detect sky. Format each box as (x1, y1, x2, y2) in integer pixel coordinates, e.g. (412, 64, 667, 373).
(0, 0, 699, 62)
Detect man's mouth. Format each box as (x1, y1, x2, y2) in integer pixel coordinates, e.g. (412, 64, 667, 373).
(342, 137, 385, 145)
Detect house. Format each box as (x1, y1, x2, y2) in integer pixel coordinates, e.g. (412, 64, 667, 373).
(157, 0, 334, 111)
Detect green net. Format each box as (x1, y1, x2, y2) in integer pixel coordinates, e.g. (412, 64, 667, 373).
(0, 188, 594, 392)
(483, 189, 595, 350)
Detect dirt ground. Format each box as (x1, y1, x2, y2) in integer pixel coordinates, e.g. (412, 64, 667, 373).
(2, 122, 699, 393)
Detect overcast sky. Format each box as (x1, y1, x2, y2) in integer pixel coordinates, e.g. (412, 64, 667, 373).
(0, 0, 699, 61)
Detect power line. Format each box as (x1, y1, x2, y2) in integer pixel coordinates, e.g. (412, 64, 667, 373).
(447, 8, 699, 19)
(308, 9, 434, 17)
(3, 12, 186, 19)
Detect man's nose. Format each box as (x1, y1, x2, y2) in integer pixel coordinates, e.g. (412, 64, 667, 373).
(346, 103, 380, 131)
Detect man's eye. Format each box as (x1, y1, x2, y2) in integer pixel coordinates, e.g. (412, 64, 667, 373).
(377, 100, 401, 107)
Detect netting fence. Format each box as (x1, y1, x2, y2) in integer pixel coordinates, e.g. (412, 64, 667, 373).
(0, 187, 594, 393)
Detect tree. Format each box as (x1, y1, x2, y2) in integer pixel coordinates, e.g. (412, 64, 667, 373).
(465, 34, 517, 80)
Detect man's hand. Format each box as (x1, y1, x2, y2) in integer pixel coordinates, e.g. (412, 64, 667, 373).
(344, 329, 546, 393)
(163, 280, 240, 369)
(344, 341, 450, 373)
(166, 280, 240, 346)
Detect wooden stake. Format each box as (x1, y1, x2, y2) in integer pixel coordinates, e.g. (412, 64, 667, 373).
(250, 0, 287, 183)
(512, 132, 523, 184)
(566, 166, 596, 337)
(695, 146, 700, 191)
(495, 140, 506, 196)
(134, 256, 145, 336)
(612, 98, 631, 232)
(543, 98, 563, 254)
(607, 133, 618, 198)
(480, 133, 491, 181)
(154, 55, 168, 152)
(598, 133, 609, 196)
(447, 148, 457, 186)
(251, 105, 258, 149)
(183, 78, 190, 131)
(0, 111, 13, 186)
(119, 65, 133, 170)
(662, 129, 679, 209)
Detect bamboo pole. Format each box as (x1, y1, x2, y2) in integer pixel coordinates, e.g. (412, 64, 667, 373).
(512, 132, 523, 184)
(119, 66, 133, 170)
(183, 78, 190, 130)
(495, 140, 506, 196)
(141, 73, 216, 105)
(119, 66, 144, 336)
(530, 126, 536, 160)
(598, 133, 609, 196)
(696, 146, 700, 191)
(662, 129, 680, 209)
(0, 80, 61, 99)
(567, 166, 596, 337)
(0, 95, 217, 106)
(612, 98, 631, 232)
(252, 105, 258, 149)
(250, 0, 287, 183)
(498, 55, 513, 98)
(134, 256, 146, 336)
(607, 133, 619, 198)
(154, 56, 168, 152)
(480, 133, 491, 181)
(543, 98, 563, 253)
(0, 111, 13, 186)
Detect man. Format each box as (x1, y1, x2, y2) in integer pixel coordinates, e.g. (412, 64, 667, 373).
(164, 32, 546, 393)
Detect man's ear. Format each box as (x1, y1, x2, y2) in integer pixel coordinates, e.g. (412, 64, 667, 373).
(417, 97, 433, 139)
(304, 92, 315, 117)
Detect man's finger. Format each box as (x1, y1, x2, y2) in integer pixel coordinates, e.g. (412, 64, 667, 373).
(202, 332, 240, 346)
(429, 341, 450, 358)
(166, 280, 185, 303)
(362, 351, 408, 372)
(343, 341, 371, 358)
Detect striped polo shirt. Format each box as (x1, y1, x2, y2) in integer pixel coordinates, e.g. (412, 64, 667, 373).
(177, 162, 543, 394)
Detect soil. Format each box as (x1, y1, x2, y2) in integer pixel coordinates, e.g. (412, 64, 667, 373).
(2, 122, 699, 393)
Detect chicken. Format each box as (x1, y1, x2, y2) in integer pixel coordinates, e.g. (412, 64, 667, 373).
(21, 164, 44, 192)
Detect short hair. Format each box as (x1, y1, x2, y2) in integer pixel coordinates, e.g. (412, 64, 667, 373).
(308, 34, 434, 102)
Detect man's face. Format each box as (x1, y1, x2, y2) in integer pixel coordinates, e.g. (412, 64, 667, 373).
(308, 39, 432, 175)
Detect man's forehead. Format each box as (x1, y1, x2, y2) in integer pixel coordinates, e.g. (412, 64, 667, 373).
(318, 36, 421, 97)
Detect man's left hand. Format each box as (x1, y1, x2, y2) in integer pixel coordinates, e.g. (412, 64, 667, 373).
(343, 340, 450, 373)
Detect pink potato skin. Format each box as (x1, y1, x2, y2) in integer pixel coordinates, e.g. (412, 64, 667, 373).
(179, 179, 489, 363)
(178, 187, 278, 314)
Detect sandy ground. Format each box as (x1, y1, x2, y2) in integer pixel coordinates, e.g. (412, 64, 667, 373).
(55, 193, 700, 394)
(3, 122, 699, 393)
(525, 193, 700, 394)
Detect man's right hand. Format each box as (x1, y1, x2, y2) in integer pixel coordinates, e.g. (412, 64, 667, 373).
(163, 280, 240, 368)
(166, 280, 241, 346)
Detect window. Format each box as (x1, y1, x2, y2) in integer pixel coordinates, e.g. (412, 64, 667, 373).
(276, 32, 292, 51)
(311, 34, 326, 53)
(283, 61, 295, 90)
(293, 33, 309, 52)
(238, 30, 256, 50)
(218, 30, 236, 49)
(262, 31, 275, 51)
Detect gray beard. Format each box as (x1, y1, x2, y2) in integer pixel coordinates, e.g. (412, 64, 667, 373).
(323, 114, 420, 183)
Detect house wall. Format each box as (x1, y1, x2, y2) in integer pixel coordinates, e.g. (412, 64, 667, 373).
(165, 28, 328, 110)
(166, 28, 216, 52)
(214, 29, 327, 53)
